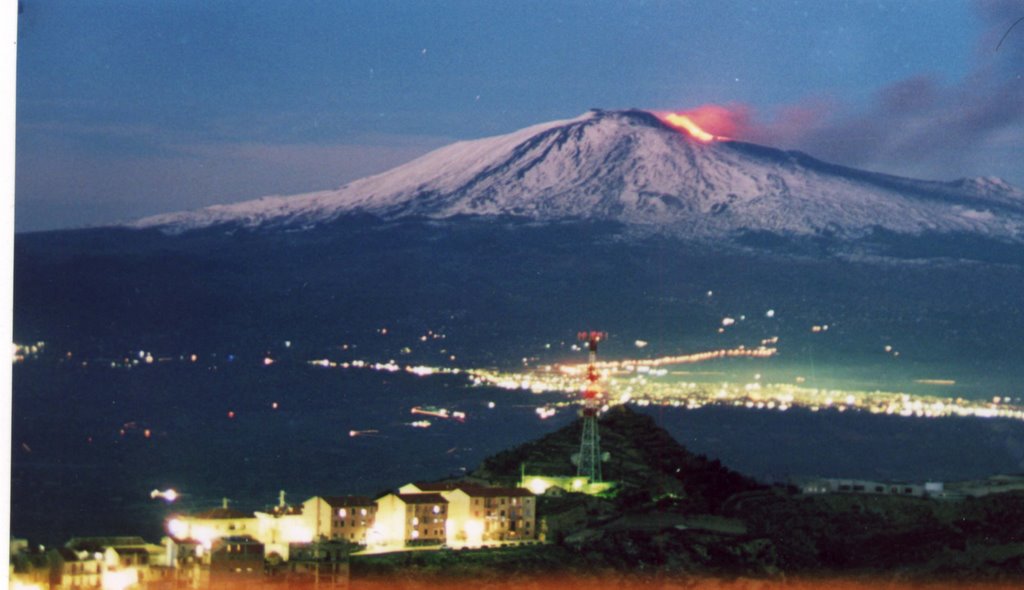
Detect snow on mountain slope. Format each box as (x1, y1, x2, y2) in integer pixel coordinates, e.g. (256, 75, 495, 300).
(129, 109, 1024, 240)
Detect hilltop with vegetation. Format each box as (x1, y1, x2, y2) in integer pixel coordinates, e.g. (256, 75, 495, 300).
(475, 405, 763, 511)
(352, 406, 1024, 586)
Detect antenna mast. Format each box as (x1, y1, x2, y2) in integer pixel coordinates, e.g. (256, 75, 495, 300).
(575, 331, 606, 482)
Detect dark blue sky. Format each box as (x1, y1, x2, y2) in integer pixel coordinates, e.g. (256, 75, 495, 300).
(15, 0, 1024, 231)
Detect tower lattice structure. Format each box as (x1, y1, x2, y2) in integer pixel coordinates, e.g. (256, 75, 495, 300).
(576, 331, 606, 483)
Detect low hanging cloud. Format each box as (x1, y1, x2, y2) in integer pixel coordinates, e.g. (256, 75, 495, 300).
(681, 1, 1024, 185)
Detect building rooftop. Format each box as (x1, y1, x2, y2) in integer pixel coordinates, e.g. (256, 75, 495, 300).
(410, 481, 464, 492)
(319, 495, 375, 508)
(396, 493, 448, 504)
(193, 507, 254, 520)
(112, 547, 151, 557)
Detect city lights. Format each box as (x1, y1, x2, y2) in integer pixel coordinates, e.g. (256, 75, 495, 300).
(298, 341, 1024, 424)
(150, 488, 178, 502)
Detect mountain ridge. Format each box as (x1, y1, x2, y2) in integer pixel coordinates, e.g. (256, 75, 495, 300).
(127, 109, 1024, 241)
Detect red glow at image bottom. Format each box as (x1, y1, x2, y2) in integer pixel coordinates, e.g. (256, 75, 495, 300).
(343, 576, 1019, 590)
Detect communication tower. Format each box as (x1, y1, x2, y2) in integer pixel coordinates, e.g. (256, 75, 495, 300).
(574, 330, 607, 483)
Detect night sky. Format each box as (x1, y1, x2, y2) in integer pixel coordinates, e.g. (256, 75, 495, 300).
(14, 0, 1024, 232)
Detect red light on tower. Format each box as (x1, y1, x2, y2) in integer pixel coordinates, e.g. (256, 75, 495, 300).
(578, 331, 607, 411)
(575, 331, 606, 483)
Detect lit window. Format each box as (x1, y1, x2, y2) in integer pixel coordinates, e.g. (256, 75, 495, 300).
(412, 517, 419, 526)
(338, 508, 347, 519)
(432, 505, 440, 514)
(360, 508, 367, 516)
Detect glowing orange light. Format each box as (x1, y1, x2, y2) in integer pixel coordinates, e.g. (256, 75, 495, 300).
(662, 113, 716, 142)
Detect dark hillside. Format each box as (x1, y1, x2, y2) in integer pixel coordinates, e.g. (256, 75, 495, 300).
(15, 217, 1024, 391)
(476, 405, 764, 512)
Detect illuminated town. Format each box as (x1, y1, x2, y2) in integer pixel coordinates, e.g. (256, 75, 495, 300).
(464, 355, 1024, 422)
(11, 334, 1024, 588)
(16, 330, 1024, 428)
(303, 342, 1024, 424)
(12, 1, 1024, 586)
(10, 483, 541, 590)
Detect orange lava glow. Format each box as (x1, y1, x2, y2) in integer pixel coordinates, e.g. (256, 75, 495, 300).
(662, 112, 718, 142)
(658, 104, 749, 142)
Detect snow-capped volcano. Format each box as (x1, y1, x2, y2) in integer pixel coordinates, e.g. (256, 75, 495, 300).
(130, 109, 1024, 239)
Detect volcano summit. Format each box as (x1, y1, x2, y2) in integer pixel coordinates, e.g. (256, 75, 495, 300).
(16, 108, 1024, 370)
(131, 109, 1024, 241)
(15, 107, 1024, 547)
